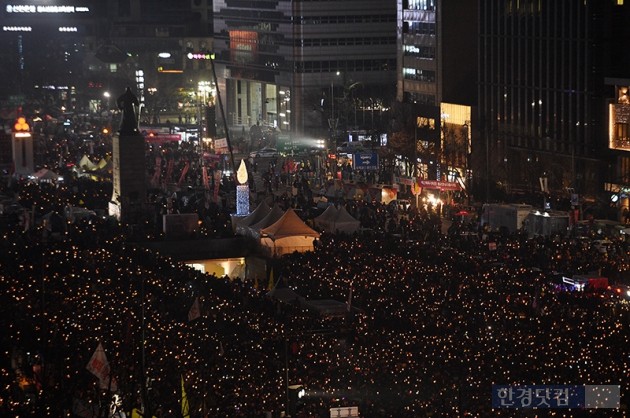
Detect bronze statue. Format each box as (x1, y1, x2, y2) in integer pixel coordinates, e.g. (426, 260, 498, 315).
(117, 87, 140, 134)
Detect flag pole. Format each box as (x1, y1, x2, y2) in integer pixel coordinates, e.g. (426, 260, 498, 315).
(209, 53, 236, 175)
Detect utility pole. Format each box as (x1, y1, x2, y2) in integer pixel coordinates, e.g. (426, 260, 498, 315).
(209, 54, 236, 173)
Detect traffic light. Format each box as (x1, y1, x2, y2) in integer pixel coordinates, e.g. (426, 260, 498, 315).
(205, 105, 217, 137)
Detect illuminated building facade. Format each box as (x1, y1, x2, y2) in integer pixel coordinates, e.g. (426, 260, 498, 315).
(0, 1, 105, 104)
(212, 0, 397, 139)
(0, 0, 214, 123)
(479, 0, 630, 212)
(397, 0, 477, 186)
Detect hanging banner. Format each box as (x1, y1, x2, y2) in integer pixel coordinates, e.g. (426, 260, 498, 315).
(418, 180, 460, 191)
(213, 171, 222, 202)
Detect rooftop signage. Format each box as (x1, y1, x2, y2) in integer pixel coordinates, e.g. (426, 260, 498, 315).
(6, 5, 90, 13)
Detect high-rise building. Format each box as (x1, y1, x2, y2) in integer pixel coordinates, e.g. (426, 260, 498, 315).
(398, 0, 477, 188)
(0, 0, 214, 123)
(212, 0, 397, 143)
(479, 0, 630, 212)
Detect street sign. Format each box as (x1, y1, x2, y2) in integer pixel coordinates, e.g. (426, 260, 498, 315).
(277, 133, 291, 152)
(352, 152, 378, 170)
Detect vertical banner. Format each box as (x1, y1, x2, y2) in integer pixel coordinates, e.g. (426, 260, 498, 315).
(213, 170, 222, 202)
(202, 166, 209, 189)
(177, 161, 190, 186)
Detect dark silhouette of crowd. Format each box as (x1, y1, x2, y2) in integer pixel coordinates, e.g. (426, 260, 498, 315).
(0, 113, 628, 417)
(0, 172, 628, 418)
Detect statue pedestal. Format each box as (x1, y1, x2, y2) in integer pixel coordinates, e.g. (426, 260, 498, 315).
(109, 132, 146, 223)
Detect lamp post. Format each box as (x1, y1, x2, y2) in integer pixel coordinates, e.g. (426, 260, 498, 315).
(103, 91, 111, 113)
(463, 120, 471, 205)
(328, 71, 340, 145)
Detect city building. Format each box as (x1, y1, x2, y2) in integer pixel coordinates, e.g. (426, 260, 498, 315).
(397, 0, 477, 192)
(0, 1, 106, 108)
(0, 0, 214, 131)
(212, 0, 397, 149)
(479, 0, 630, 217)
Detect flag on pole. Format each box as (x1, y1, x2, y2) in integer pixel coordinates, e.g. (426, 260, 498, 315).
(188, 297, 201, 322)
(86, 343, 118, 391)
(347, 281, 353, 312)
(181, 375, 190, 418)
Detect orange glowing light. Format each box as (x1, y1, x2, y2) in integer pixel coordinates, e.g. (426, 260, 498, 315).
(13, 117, 29, 132)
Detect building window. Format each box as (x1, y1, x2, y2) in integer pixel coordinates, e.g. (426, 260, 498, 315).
(407, 21, 436, 35)
(404, 45, 435, 60)
(406, 0, 435, 11)
(403, 68, 435, 83)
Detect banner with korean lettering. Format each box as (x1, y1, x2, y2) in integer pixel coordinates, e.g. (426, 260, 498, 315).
(418, 180, 461, 191)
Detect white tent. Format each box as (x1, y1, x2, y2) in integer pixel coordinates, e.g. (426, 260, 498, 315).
(260, 208, 320, 257)
(314, 205, 360, 235)
(314, 205, 338, 231)
(248, 204, 285, 238)
(233, 201, 271, 235)
(32, 168, 61, 182)
(334, 206, 361, 234)
(78, 155, 98, 171)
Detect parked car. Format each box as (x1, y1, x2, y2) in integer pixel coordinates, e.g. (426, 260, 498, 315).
(249, 147, 279, 158)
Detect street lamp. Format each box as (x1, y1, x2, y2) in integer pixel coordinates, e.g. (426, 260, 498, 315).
(331, 71, 340, 118)
(328, 71, 340, 136)
(103, 91, 111, 111)
(462, 120, 471, 204)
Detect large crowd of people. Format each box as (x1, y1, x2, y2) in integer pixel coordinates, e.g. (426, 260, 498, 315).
(0, 168, 629, 418)
(0, 114, 629, 418)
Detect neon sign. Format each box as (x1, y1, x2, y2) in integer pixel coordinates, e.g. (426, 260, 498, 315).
(3, 26, 31, 31)
(6, 5, 90, 13)
(187, 52, 214, 60)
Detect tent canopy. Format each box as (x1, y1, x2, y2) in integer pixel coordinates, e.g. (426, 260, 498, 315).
(234, 201, 271, 235)
(260, 209, 320, 256)
(314, 204, 360, 235)
(248, 204, 285, 238)
(78, 155, 97, 171)
(260, 208, 320, 240)
(32, 168, 61, 181)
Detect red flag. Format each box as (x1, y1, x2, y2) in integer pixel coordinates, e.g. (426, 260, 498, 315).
(178, 161, 190, 186)
(213, 171, 221, 203)
(166, 159, 174, 181)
